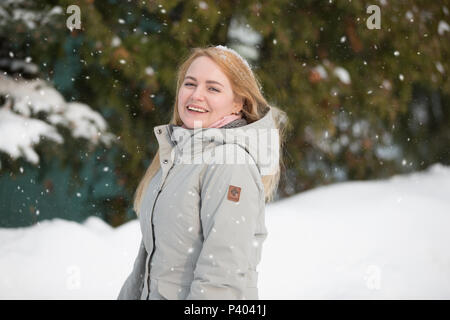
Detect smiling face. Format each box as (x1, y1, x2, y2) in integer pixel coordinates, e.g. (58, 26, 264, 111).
(177, 56, 243, 129)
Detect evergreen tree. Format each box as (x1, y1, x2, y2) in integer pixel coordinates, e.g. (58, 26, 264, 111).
(1, 0, 448, 225)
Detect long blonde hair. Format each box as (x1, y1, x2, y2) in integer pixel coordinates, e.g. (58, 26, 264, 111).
(133, 45, 289, 215)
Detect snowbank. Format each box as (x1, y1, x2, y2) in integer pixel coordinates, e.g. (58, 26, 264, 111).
(0, 163, 449, 299)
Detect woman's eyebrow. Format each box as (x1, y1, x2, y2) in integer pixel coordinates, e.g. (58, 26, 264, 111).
(184, 76, 224, 87)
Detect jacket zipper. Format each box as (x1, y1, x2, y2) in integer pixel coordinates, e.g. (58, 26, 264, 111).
(146, 149, 177, 298)
(146, 188, 161, 298)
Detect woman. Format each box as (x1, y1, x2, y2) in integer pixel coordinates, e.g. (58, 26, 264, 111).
(117, 45, 287, 300)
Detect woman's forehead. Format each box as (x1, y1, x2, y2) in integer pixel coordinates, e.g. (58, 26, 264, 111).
(185, 56, 230, 85)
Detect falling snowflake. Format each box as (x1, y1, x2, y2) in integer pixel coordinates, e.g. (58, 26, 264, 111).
(111, 36, 121, 47)
(438, 20, 450, 35)
(145, 66, 154, 76)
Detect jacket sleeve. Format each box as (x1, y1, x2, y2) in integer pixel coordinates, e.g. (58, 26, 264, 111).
(186, 145, 264, 300)
(117, 238, 147, 300)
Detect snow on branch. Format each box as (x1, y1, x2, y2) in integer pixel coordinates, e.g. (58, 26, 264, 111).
(0, 74, 115, 165)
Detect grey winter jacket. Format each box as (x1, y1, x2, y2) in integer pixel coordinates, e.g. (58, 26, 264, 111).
(117, 106, 279, 300)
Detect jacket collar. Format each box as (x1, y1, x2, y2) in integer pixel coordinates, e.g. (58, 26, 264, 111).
(153, 106, 280, 176)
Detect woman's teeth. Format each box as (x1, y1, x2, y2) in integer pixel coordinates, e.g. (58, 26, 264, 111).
(187, 106, 208, 113)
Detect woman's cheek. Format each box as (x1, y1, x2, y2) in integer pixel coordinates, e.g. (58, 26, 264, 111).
(178, 90, 185, 103)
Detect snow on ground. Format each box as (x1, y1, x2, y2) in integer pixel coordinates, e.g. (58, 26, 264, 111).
(0, 163, 449, 299)
(260, 163, 450, 299)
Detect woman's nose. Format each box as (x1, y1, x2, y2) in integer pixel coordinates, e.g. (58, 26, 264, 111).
(191, 85, 205, 100)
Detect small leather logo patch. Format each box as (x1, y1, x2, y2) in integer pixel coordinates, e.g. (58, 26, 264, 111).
(227, 185, 241, 202)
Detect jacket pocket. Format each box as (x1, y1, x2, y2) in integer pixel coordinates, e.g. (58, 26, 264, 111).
(157, 279, 190, 300)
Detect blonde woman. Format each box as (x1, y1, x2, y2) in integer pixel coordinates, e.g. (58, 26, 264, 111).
(118, 45, 287, 300)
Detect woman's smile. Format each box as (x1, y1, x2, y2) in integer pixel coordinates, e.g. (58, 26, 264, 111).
(186, 104, 210, 115)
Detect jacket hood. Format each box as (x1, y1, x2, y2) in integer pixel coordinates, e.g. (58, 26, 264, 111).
(167, 106, 280, 176)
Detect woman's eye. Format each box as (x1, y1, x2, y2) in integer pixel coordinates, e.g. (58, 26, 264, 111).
(185, 83, 219, 92)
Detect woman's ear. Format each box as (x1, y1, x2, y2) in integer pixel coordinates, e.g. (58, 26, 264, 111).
(233, 95, 244, 113)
